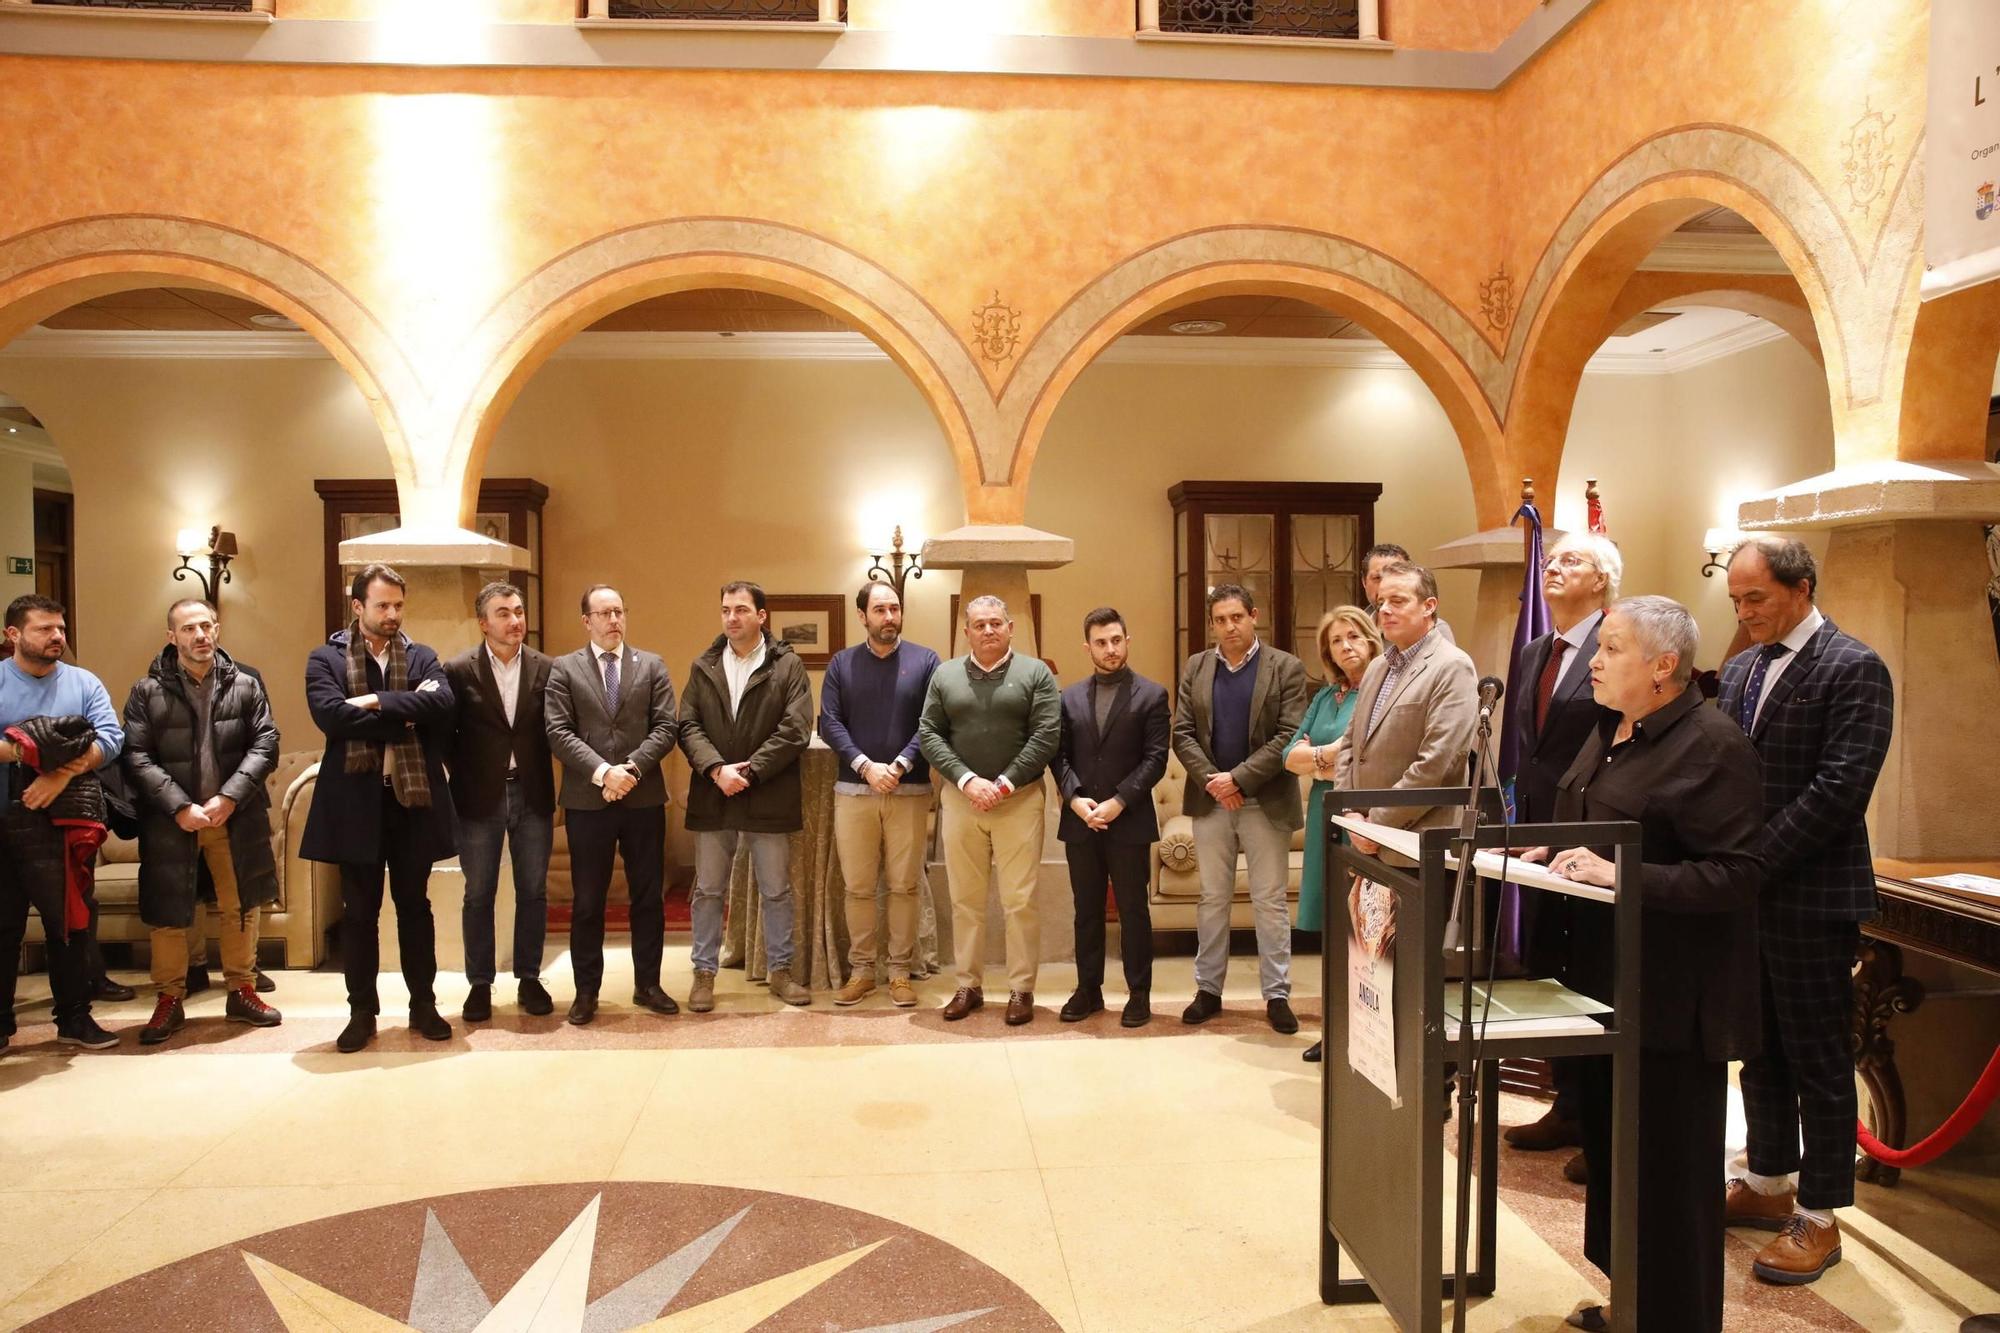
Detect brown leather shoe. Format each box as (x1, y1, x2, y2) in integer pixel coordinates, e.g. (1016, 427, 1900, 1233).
(1725, 1178, 1796, 1231)
(1752, 1212, 1842, 1285)
(1562, 1151, 1587, 1185)
(941, 987, 983, 1021)
(1005, 991, 1034, 1026)
(1504, 1107, 1582, 1152)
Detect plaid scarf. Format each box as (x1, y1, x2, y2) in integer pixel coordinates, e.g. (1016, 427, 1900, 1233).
(342, 622, 432, 809)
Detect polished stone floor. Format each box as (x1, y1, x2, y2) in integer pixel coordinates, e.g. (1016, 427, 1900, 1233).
(2, 948, 1995, 1331)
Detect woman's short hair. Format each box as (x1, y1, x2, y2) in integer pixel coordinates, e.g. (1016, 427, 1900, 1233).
(1608, 595, 1698, 683)
(1316, 605, 1383, 680)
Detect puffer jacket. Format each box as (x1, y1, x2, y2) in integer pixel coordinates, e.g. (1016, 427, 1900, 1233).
(121, 646, 281, 928)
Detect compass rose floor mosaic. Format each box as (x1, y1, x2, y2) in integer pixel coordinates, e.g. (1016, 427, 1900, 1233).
(3, 950, 1996, 1331)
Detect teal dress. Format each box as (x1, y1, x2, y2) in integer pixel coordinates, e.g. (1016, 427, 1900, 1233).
(1292, 682, 1361, 932)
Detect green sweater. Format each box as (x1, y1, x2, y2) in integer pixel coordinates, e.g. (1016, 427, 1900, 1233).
(918, 653, 1061, 790)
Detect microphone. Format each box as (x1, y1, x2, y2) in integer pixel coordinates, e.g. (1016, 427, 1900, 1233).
(1476, 675, 1505, 723)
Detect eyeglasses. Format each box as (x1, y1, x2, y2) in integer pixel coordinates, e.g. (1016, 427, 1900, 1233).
(1545, 552, 1596, 571)
(587, 608, 627, 620)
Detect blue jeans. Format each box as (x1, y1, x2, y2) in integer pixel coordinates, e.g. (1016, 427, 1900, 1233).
(457, 779, 552, 985)
(690, 829, 794, 975)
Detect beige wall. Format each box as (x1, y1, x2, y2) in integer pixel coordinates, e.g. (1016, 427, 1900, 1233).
(0, 330, 1836, 739)
(0, 452, 33, 608)
(1559, 335, 1835, 668)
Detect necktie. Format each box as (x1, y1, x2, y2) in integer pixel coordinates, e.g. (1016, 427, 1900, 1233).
(1535, 638, 1570, 733)
(603, 651, 621, 714)
(1735, 642, 1789, 732)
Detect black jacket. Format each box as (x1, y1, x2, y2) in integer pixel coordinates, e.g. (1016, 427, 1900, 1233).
(121, 646, 281, 927)
(300, 631, 458, 866)
(1554, 685, 1765, 1061)
(679, 634, 813, 834)
(1051, 669, 1170, 845)
(444, 644, 556, 820)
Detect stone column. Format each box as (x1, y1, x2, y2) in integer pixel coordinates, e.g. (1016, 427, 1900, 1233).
(918, 523, 1075, 661)
(1740, 461, 2000, 859)
(1428, 526, 1556, 686)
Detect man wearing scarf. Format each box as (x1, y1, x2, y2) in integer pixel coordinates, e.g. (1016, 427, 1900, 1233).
(0, 594, 123, 1051)
(301, 564, 459, 1054)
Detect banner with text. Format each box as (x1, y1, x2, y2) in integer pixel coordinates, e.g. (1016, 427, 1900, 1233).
(1926, 0, 2000, 298)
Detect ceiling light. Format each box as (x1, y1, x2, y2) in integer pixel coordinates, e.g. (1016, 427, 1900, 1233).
(249, 312, 300, 330)
(1168, 319, 1228, 335)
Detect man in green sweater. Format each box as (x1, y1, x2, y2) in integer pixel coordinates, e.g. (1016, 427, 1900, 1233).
(918, 595, 1061, 1026)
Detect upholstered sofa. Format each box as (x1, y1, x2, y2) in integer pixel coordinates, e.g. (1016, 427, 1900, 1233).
(1146, 753, 1309, 930)
(29, 750, 338, 968)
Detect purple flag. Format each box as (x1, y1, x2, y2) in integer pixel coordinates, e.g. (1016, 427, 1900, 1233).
(1493, 500, 1553, 961)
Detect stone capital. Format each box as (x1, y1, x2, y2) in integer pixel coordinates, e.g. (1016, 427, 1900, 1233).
(1427, 524, 1568, 570)
(335, 524, 531, 570)
(918, 524, 1074, 571)
(1737, 461, 2000, 530)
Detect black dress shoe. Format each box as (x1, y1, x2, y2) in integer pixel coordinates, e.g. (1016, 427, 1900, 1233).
(254, 968, 276, 994)
(633, 983, 680, 1015)
(567, 993, 597, 1026)
(1120, 992, 1151, 1028)
(1267, 998, 1299, 1035)
(1302, 1040, 1323, 1063)
(462, 984, 492, 1023)
(92, 977, 137, 1002)
(337, 1013, 376, 1053)
(409, 1006, 452, 1041)
(1059, 989, 1103, 1023)
(518, 978, 554, 1016)
(185, 965, 213, 995)
(1181, 990, 1222, 1025)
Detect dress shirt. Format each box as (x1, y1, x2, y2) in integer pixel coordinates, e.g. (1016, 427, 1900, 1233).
(488, 642, 522, 771)
(1218, 638, 1261, 674)
(1748, 607, 1824, 728)
(1365, 626, 1434, 738)
(1553, 609, 1603, 693)
(723, 637, 766, 717)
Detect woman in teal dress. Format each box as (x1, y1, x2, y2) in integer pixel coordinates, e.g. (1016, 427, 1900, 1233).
(1284, 605, 1382, 1063)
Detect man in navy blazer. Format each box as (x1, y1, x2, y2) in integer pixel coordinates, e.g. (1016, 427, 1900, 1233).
(1502, 532, 1619, 1172)
(1719, 536, 1893, 1286)
(301, 564, 459, 1054)
(1050, 607, 1170, 1027)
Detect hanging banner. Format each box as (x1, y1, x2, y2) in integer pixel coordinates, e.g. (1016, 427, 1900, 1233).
(1924, 1, 2000, 299)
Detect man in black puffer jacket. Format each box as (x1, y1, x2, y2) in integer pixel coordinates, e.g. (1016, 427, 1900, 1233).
(121, 598, 283, 1045)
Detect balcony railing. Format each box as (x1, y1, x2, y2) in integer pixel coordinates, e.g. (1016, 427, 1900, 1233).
(588, 0, 843, 22)
(1139, 0, 1381, 43)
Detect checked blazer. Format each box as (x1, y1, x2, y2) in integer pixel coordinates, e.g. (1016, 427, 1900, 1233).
(1715, 616, 1893, 920)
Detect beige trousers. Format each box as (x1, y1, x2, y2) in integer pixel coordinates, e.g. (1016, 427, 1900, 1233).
(150, 824, 258, 999)
(941, 778, 1045, 993)
(833, 792, 930, 979)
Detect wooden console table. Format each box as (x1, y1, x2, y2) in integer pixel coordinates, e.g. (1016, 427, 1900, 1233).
(1855, 860, 2000, 1186)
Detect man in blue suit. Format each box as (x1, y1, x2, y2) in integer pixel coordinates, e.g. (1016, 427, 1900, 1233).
(302, 563, 459, 1054)
(1718, 536, 1892, 1286)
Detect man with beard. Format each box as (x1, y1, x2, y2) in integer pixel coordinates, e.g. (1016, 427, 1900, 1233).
(818, 582, 940, 1009)
(302, 564, 459, 1053)
(124, 597, 284, 1044)
(0, 594, 123, 1050)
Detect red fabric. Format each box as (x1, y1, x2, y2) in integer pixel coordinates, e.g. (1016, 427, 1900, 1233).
(1857, 1041, 2000, 1169)
(4, 724, 39, 771)
(1535, 639, 1570, 732)
(1587, 493, 1606, 535)
(50, 819, 106, 934)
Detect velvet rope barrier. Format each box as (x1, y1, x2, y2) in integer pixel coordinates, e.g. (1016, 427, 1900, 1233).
(1856, 1042, 2000, 1169)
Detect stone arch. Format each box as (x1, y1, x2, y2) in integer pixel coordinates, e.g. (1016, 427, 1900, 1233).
(442, 219, 993, 526)
(1597, 271, 1822, 364)
(0, 216, 420, 492)
(997, 230, 1510, 525)
(1501, 124, 1924, 488)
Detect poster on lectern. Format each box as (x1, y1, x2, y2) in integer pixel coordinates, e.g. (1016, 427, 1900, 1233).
(1346, 875, 1400, 1106)
(1925, 0, 2000, 298)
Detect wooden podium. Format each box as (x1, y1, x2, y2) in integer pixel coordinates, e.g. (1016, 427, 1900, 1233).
(1317, 787, 1643, 1332)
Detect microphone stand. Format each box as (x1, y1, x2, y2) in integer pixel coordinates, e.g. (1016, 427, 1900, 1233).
(1450, 695, 1501, 1333)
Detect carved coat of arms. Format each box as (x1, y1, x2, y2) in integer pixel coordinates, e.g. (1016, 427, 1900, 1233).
(1842, 100, 1898, 213)
(972, 290, 1021, 365)
(1478, 264, 1515, 333)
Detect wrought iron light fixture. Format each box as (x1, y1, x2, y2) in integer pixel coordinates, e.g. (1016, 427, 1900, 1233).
(1700, 528, 1740, 579)
(866, 526, 924, 600)
(173, 524, 238, 605)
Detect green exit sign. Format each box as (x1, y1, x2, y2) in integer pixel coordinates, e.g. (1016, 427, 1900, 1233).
(6, 557, 32, 575)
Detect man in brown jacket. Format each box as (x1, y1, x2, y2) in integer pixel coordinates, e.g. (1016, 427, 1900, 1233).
(1336, 561, 1477, 861)
(680, 581, 815, 1011)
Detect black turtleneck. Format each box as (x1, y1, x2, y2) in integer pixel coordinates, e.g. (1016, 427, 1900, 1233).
(1091, 665, 1132, 734)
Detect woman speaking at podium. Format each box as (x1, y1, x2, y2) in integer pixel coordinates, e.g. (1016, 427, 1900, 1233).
(1532, 595, 1763, 1333)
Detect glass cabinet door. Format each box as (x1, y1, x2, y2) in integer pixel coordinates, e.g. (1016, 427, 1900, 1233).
(1289, 512, 1362, 680)
(1204, 512, 1274, 639)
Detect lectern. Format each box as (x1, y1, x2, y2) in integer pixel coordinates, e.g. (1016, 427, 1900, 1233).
(1317, 787, 1642, 1332)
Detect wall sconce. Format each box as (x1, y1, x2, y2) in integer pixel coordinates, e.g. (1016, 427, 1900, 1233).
(173, 525, 238, 605)
(1700, 528, 1742, 579)
(866, 526, 924, 601)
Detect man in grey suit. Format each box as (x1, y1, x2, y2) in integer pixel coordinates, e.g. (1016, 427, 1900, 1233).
(1172, 583, 1310, 1033)
(1336, 561, 1477, 860)
(544, 584, 679, 1026)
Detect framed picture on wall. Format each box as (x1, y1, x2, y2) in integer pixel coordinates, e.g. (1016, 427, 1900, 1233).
(764, 594, 846, 668)
(949, 593, 1043, 656)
